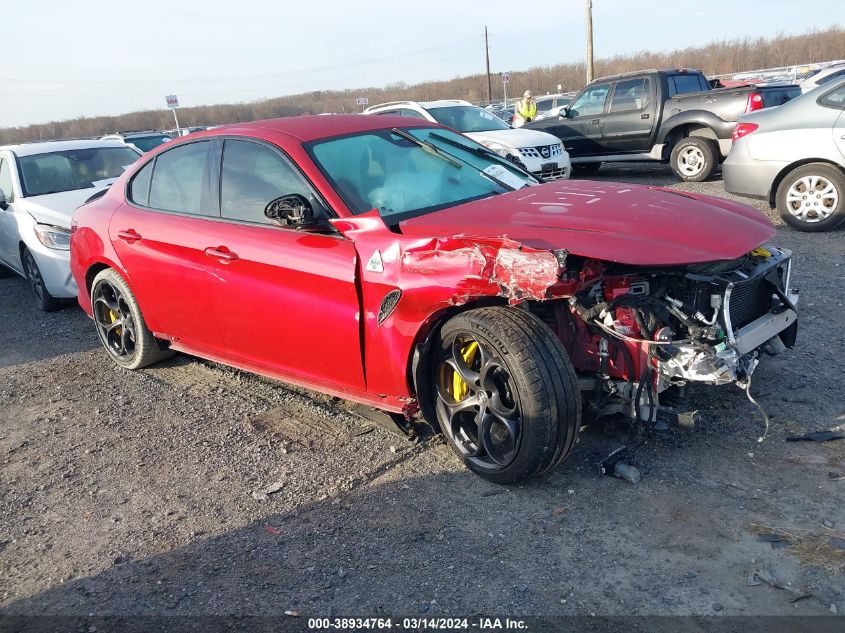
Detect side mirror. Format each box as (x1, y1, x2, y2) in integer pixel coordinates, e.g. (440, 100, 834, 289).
(264, 194, 315, 228)
(0, 188, 8, 211)
(559, 107, 570, 119)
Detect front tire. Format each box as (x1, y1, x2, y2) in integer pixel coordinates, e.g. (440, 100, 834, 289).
(21, 248, 63, 312)
(431, 307, 581, 484)
(670, 137, 718, 182)
(775, 163, 845, 232)
(90, 268, 171, 370)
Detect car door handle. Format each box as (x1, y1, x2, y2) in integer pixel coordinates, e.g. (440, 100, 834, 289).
(641, 113, 650, 119)
(590, 119, 600, 125)
(204, 246, 239, 263)
(117, 229, 142, 243)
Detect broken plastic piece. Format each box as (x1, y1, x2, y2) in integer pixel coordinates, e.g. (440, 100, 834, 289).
(786, 431, 845, 443)
(747, 568, 811, 602)
(613, 462, 641, 484)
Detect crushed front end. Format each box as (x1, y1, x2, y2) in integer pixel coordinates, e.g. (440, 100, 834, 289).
(535, 246, 798, 430)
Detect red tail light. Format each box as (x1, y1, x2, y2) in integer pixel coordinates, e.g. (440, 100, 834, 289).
(732, 122, 759, 140)
(745, 92, 763, 113)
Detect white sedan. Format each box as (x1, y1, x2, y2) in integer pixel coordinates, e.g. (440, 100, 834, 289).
(0, 140, 141, 310)
(365, 99, 572, 181)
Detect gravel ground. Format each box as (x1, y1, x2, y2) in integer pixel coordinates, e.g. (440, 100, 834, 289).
(1, 165, 843, 619)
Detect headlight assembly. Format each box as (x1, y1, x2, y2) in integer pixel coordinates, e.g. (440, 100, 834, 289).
(34, 225, 71, 251)
(482, 142, 512, 158)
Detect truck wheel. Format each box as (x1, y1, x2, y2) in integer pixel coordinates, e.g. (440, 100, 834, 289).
(670, 137, 717, 182)
(431, 307, 581, 484)
(572, 162, 602, 175)
(775, 163, 845, 232)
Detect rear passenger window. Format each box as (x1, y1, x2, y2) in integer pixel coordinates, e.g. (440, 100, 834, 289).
(128, 161, 153, 206)
(668, 74, 706, 97)
(610, 78, 650, 112)
(148, 141, 213, 216)
(220, 139, 326, 224)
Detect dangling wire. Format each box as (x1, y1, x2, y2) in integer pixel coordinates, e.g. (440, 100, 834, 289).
(743, 373, 770, 443)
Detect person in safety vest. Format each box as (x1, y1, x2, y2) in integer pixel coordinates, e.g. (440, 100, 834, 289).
(513, 90, 537, 127)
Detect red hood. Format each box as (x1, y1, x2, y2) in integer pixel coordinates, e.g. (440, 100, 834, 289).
(399, 181, 775, 266)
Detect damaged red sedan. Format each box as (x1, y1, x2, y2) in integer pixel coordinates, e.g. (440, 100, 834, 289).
(70, 116, 799, 483)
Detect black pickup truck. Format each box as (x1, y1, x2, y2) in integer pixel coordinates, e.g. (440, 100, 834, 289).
(526, 69, 800, 181)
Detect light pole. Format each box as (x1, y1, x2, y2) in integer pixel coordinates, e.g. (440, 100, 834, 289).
(586, 0, 594, 83)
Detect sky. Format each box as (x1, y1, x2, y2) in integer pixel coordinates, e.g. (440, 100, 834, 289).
(1, 0, 842, 128)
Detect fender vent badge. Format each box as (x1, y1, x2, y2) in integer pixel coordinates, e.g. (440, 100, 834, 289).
(366, 250, 384, 273)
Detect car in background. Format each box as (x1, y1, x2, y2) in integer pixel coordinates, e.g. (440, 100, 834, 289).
(70, 115, 798, 484)
(723, 79, 845, 232)
(365, 100, 571, 180)
(0, 140, 141, 310)
(484, 104, 515, 125)
(528, 93, 575, 123)
(526, 68, 799, 181)
(799, 63, 845, 94)
(101, 130, 172, 153)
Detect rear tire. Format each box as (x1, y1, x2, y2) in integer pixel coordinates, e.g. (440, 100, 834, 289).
(670, 137, 718, 182)
(572, 162, 602, 174)
(775, 163, 845, 232)
(21, 248, 63, 312)
(90, 268, 172, 370)
(430, 307, 581, 484)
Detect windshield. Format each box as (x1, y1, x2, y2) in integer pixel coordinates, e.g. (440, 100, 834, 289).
(426, 105, 511, 133)
(19, 147, 141, 197)
(128, 135, 171, 152)
(307, 127, 537, 222)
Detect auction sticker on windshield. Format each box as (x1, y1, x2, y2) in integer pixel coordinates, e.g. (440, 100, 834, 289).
(482, 164, 529, 190)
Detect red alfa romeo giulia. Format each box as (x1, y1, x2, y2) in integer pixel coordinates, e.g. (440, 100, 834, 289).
(70, 115, 799, 483)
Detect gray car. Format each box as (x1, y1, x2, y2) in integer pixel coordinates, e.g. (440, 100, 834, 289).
(723, 79, 845, 231)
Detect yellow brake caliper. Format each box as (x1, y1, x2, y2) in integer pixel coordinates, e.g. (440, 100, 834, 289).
(108, 309, 122, 336)
(441, 340, 478, 401)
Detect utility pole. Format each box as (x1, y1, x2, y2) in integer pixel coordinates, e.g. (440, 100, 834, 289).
(485, 26, 493, 104)
(586, 0, 594, 83)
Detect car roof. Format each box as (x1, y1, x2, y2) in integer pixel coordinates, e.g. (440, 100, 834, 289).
(0, 139, 131, 156)
(203, 114, 438, 143)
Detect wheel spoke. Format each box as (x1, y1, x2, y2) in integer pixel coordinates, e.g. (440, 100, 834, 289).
(120, 327, 134, 354)
(479, 411, 519, 466)
(94, 290, 120, 314)
(443, 393, 480, 417)
(105, 319, 124, 334)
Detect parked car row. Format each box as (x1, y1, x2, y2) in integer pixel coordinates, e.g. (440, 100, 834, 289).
(4, 70, 837, 484)
(525, 68, 801, 181)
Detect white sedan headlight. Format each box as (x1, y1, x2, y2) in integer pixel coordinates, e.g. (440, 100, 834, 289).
(481, 141, 512, 158)
(34, 225, 71, 251)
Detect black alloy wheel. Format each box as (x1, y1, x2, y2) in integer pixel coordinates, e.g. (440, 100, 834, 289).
(92, 279, 137, 360)
(436, 334, 522, 470)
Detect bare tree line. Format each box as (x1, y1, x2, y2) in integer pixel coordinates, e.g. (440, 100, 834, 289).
(1, 26, 842, 145)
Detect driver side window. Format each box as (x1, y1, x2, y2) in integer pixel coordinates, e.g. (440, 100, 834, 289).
(568, 83, 611, 118)
(0, 158, 13, 203)
(220, 139, 327, 225)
